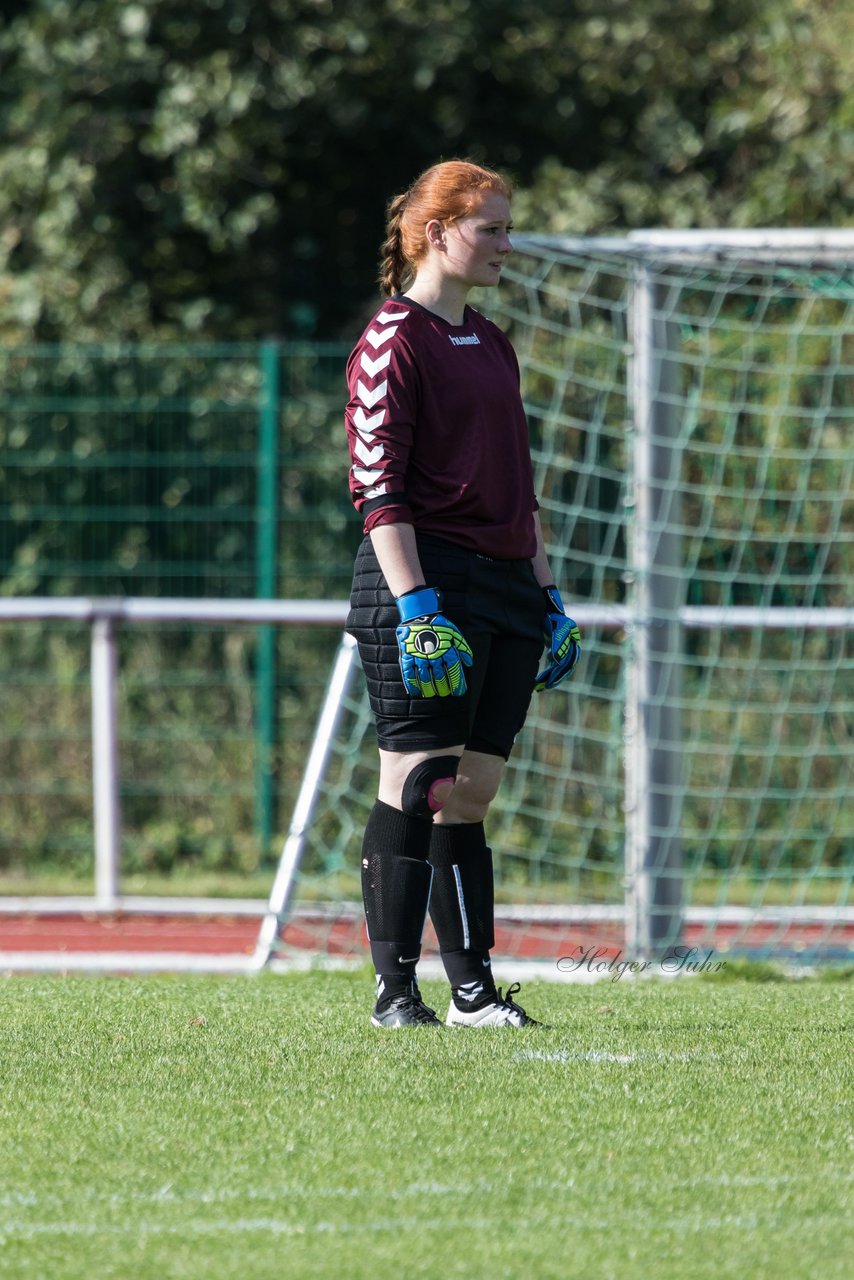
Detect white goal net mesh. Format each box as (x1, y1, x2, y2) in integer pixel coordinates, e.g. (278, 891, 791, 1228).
(274, 233, 853, 965)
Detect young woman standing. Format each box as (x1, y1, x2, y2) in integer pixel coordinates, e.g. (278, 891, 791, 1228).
(345, 160, 581, 1028)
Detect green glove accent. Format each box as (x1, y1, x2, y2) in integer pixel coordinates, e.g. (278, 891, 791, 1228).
(395, 587, 473, 699)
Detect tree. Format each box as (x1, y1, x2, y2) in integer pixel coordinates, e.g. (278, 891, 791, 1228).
(514, 0, 854, 234)
(0, 0, 851, 343)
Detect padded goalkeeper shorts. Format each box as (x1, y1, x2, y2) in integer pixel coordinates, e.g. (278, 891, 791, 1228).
(346, 534, 543, 759)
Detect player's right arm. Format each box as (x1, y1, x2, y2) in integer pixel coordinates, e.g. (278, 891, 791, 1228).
(369, 521, 473, 700)
(344, 304, 418, 534)
(368, 522, 424, 599)
(345, 310, 473, 698)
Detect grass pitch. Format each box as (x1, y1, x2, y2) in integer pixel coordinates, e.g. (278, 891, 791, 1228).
(1, 971, 850, 1280)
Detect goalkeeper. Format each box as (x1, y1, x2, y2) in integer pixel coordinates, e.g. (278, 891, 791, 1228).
(345, 159, 581, 1029)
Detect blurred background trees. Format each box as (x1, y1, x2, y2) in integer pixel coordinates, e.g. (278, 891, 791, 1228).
(1, 0, 851, 344)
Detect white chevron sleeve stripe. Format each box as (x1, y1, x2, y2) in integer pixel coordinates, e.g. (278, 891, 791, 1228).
(365, 325, 399, 349)
(352, 465, 385, 487)
(353, 438, 384, 466)
(350, 308, 410, 506)
(360, 349, 392, 378)
(353, 406, 385, 439)
(356, 378, 387, 409)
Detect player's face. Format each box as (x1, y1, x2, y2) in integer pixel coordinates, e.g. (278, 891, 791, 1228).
(442, 192, 513, 288)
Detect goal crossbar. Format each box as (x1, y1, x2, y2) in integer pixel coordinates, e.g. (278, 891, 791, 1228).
(516, 229, 854, 263)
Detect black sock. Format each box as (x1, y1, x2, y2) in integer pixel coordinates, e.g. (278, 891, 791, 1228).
(370, 942, 420, 1009)
(442, 947, 498, 1011)
(361, 800, 433, 1009)
(428, 822, 498, 1008)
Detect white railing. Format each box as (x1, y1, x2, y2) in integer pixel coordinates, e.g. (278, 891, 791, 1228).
(0, 598, 348, 911)
(1, 597, 630, 915)
(2, 597, 852, 945)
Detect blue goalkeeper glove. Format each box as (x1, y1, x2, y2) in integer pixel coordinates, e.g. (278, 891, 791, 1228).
(534, 585, 581, 692)
(395, 586, 473, 699)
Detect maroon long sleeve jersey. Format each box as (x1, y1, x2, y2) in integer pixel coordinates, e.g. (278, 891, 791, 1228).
(344, 296, 538, 559)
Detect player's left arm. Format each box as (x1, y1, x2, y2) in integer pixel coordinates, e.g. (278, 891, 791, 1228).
(530, 509, 555, 591)
(530, 511, 582, 692)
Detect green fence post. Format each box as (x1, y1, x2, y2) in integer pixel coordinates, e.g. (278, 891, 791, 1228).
(255, 340, 280, 856)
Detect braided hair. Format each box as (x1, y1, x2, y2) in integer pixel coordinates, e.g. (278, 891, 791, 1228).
(378, 192, 411, 297)
(377, 160, 512, 297)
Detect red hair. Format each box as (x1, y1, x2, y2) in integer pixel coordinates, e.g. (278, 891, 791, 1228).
(379, 160, 512, 296)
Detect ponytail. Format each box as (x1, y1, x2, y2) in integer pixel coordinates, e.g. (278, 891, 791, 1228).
(378, 192, 410, 297)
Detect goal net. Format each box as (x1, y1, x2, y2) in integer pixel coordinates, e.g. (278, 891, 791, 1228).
(263, 231, 854, 969)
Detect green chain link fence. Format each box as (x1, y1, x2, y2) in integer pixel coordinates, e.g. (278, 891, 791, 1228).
(0, 342, 357, 885)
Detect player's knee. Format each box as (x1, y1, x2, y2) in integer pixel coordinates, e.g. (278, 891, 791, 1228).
(443, 791, 491, 824)
(440, 772, 500, 823)
(400, 755, 460, 819)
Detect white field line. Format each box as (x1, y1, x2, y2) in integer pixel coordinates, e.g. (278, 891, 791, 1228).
(0, 954, 693, 981)
(0, 1176, 567, 1217)
(3, 1206, 846, 1244)
(514, 1048, 715, 1064)
(5, 1171, 844, 1244)
(0, 953, 259, 975)
(0, 954, 610, 980)
(0, 1216, 427, 1242)
(3, 1166, 834, 1217)
(1, 953, 833, 981)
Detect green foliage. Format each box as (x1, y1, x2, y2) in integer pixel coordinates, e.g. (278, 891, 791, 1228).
(514, 0, 854, 235)
(1, 0, 852, 343)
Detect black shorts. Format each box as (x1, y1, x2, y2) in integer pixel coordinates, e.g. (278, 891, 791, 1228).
(346, 534, 544, 759)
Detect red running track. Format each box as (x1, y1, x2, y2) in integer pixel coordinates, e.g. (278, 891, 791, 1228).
(1, 910, 851, 964)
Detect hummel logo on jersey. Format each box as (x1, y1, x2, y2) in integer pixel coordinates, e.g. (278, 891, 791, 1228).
(448, 334, 481, 346)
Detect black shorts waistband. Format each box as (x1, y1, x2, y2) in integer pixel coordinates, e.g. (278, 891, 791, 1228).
(376, 531, 532, 570)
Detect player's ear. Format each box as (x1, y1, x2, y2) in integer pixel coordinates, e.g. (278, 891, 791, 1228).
(425, 218, 446, 250)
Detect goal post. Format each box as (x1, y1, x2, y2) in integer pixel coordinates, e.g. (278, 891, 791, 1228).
(625, 261, 685, 957)
(262, 228, 854, 967)
(621, 231, 854, 957)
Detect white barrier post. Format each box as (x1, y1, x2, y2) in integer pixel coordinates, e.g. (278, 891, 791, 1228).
(91, 613, 121, 909)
